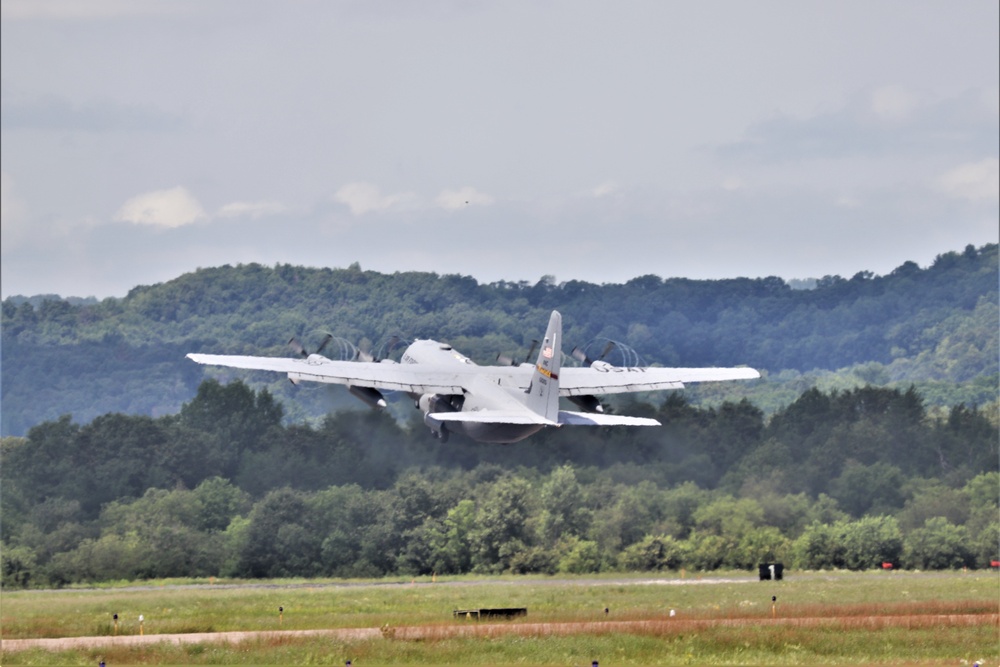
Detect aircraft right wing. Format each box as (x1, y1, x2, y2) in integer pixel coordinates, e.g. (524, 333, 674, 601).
(558, 364, 760, 397)
(186, 353, 467, 394)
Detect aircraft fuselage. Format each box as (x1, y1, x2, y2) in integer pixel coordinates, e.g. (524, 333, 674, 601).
(402, 339, 547, 444)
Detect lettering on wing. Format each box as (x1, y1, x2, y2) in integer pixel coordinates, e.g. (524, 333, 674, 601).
(593, 366, 647, 373)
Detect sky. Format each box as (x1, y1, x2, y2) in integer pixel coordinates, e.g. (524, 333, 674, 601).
(2, 0, 998, 298)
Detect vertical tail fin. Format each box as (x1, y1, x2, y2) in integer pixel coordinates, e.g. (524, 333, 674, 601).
(525, 310, 562, 422)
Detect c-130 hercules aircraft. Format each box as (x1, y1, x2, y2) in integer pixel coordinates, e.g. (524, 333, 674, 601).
(187, 310, 759, 444)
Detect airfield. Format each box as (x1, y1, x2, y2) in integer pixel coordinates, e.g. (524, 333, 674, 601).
(3, 571, 997, 665)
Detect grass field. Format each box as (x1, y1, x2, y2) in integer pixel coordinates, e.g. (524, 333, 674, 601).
(2, 570, 998, 665)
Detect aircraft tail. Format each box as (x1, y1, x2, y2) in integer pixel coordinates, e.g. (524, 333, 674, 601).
(525, 310, 562, 422)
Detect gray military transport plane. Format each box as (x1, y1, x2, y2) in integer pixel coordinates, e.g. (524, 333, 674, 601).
(187, 310, 759, 444)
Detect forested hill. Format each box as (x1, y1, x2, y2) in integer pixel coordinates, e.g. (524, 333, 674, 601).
(2, 243, 997, 436)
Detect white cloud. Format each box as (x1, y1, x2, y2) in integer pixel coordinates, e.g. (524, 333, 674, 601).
(592, 181, 619, 198)
(334, 182, 415, 215)
(936, 158, 1000, 201)
(721, 87, 997, 162)
(1, 0, 182, 20)
(217, 200, 287, 219)
(0, 171, 30, 251)
(722, 177, 745, 192)
(0, 171, 26, 224)
(114, 186, 207, 227)
(870, 84, 919, 121)
(435, 186, 494, 211)
(1, 94, 182, 133)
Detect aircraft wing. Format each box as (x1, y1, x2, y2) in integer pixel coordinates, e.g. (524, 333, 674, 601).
(185, 353, 466, 394)
(558, 365, 760, 396)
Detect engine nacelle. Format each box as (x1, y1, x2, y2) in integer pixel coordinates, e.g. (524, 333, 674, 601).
(417, 393, 463, 414)
(348, 385, 387, 409)
(569, 394, 604, 413)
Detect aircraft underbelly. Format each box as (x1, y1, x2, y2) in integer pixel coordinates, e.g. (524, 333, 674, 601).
(453, 421, 546, 444)
(435, 379, 549, 443)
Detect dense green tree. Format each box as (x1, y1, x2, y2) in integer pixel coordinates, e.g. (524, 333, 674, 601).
(557, 537, 602, 574)
(1, 367, 996, 585)
(731, 526, 790, 569)
(1, 542, 37, 588)
(791, 522, 842, 570)
(902, 517, 975, 569)
(472, 476, 533, 573)
(829, 462, 906, 517)
(840, 516, 904, 569)
(617, 534, 685, 571)
(692, 497, 765, 538)
(237, 488, 319, 577)
(537, 465, 589, 544)
(73, 413, 173, 515)
(439, 498, 478, 574)
(587, 481, 664, 558)
(896, 481, 970, 531)
(191, 477, 251, 532)
(4, 418, 81, 509)
(179, 380, 283, 476)
(962, 472, 1000, 566)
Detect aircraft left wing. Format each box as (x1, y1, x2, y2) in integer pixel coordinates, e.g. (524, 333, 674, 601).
(185, 353, 466, 394)
(558, 364, 760, 397)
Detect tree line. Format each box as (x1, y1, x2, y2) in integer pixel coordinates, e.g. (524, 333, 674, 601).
(2, 243, 997, 436)
(2, 467, 995, 588)
(2, 381, 996, 587)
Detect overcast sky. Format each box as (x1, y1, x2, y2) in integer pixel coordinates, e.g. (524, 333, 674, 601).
(2, 0, 997, 298)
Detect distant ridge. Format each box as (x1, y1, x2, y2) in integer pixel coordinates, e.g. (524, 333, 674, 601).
(1, 243, 996, 436)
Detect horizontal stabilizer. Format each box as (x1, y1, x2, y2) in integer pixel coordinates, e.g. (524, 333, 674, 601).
(428, 411, 559, 426)
(558, 411, 661, 427)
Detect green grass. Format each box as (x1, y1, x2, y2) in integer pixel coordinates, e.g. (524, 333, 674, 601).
(3, 626, 997, 666)
(2, 570, 998, 665)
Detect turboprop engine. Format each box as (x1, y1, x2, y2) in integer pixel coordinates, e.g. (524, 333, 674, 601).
(418, 393, 465, 442)
(348, 385, 388, 409)
(417, 393, 464, 415)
